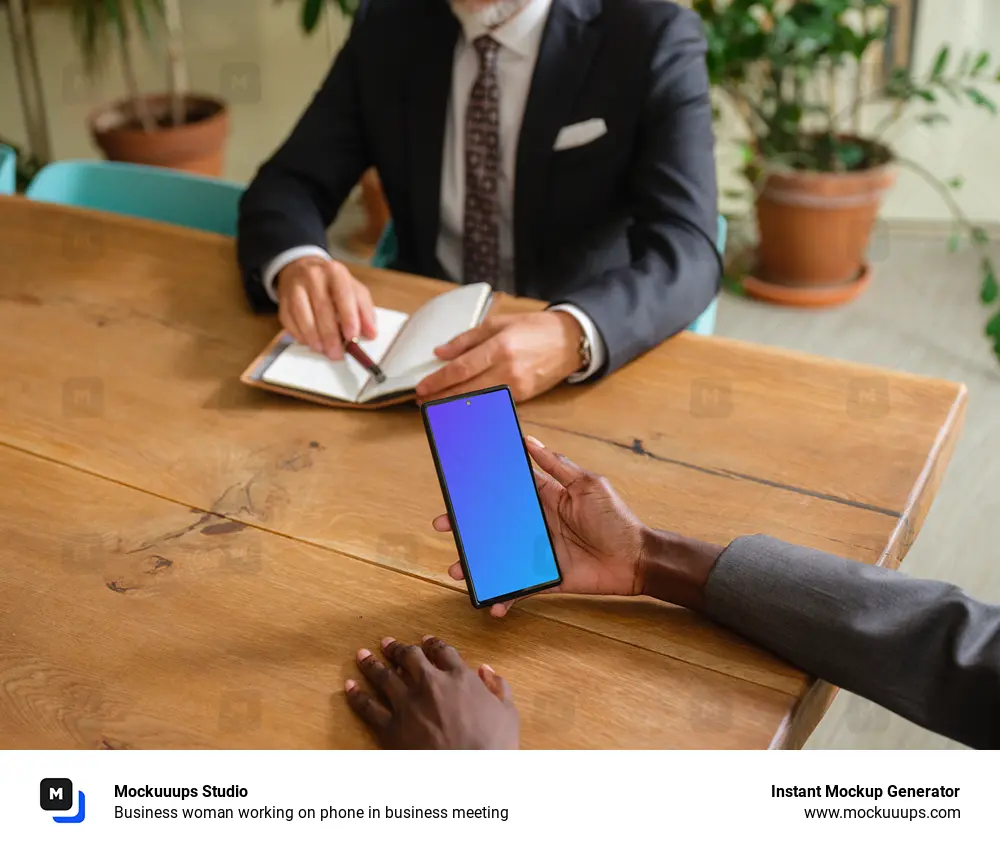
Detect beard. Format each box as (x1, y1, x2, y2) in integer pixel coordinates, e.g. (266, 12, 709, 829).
(449, 0, 532, 30)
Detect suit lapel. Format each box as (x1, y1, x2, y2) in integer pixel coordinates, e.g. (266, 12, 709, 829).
(407, 2, 460, 275)
(514, 0, 603, 294)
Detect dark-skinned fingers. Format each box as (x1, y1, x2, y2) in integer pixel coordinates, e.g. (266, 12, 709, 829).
(489, 601, 516, 618)
(447, 561, 463, 581)
(356, 648, 409, 707)
(380, 637, 432, 682)
(478, 664, 513, 703)
(432, 513, 451, 532)
(344, 679, 392, 735)
(421, 635, 465, 672)
(524, 438, 587, 489)
(532, 466, 564, 509)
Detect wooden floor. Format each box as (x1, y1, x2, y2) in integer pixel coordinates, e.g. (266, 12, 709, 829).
(0, 197, 967, 748)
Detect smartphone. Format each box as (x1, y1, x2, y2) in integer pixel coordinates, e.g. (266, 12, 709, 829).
(421, 385, 562, 609)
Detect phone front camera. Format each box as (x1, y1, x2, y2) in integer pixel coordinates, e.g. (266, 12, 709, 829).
(466, 400, 471, 406)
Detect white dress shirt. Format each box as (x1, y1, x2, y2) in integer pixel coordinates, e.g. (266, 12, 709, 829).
(263, 0, 606, 381)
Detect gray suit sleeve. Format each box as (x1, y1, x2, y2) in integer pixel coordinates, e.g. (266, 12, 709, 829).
(704, 535, 1000, 749)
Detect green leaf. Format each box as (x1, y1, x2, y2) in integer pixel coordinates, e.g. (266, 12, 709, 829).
(947, 176, 965, 190)
(931, 45, 951, 80)
(972, 50, 991, 77)
(723, 189, 747, 200)
(301, 0, 325, 33)
(986, 310, 1000, 340)
(971, 227, 990, 246)
(918, 113, 950, 127)
(965, 87, 998, 114)
(949, 233, 962, 253)
(982, 260, 999, 305)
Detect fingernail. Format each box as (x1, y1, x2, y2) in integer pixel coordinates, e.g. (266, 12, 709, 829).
(345, 679, 357, 691)
(380, 636, 394, 649)
(526, 436, 545, 448)
(481, 664, 495, 675)
(357, 648, 371, 661)
(422, 635, 435, 643)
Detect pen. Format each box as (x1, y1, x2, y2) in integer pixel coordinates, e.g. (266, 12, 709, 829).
(344, 337, 386, 384)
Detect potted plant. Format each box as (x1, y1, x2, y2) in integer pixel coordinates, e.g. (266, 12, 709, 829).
(285, 0, 389, 258)
(696, 0, 1000, 361)
(72, 0, 229, 176)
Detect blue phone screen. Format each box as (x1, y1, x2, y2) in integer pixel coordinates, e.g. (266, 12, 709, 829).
(424, 388, 560, 604)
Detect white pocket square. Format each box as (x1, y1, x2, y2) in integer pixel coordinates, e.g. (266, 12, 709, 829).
(553, 118, 608, 151)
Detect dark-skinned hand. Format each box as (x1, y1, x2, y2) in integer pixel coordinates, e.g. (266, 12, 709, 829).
(344, 635, 519, 749)
(432, 437, 647, 617)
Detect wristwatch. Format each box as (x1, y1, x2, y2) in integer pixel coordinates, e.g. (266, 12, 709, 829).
(576, 328, 592, 374)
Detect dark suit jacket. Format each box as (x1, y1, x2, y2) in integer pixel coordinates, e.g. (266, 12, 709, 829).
(237, 0, 721, 378)
(708, 536, 1000, 749)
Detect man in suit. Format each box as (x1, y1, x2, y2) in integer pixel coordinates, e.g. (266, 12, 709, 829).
(238, 0, 721, 401)
(343, 438, 1000, 749)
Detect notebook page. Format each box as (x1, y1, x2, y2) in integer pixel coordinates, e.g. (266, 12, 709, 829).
(360, 283, 492, 403)
(261, 307, 409, 402)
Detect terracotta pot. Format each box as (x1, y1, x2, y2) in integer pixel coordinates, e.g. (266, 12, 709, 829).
(348, 168, 391, 258)
(89, 94, 229, 177)
(754, 159, 896, 292)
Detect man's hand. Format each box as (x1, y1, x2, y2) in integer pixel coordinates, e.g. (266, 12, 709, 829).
(433, 437, 647, 617)
(415, 312, 585, 403)
(344, 635, 519, 749)
(276, 256, 377, 360)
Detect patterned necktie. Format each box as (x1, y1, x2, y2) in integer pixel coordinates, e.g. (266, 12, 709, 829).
(463, 35, 502, 287)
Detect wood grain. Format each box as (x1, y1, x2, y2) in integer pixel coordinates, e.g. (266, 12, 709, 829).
(0, 197, 967, 747)
(0, 444, 794, 749)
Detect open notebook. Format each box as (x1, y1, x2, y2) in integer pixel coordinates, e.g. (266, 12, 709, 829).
(241, 283, 493, 409)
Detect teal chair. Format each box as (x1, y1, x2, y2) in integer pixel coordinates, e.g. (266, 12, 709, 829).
(371, 214, 727, 335)
(25, 160, 243, 237)
(0, 144, 16, 195)
(688, 214, 727, 336)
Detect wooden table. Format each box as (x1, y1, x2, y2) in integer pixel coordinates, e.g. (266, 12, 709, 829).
(0, 196, 966, 749)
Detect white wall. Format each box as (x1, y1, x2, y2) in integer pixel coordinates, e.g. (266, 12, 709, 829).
(877, 0, 1000, 224)
(0, 0, 348, 182)
(1, 0, 997, 224)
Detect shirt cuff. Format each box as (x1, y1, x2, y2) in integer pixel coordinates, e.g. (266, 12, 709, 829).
(548, 303, 607, 383)
(262, 245, 334, 303)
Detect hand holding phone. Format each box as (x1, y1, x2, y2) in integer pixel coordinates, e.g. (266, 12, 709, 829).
(421, 386, 562, 608)
(433, 437, 652, 616)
